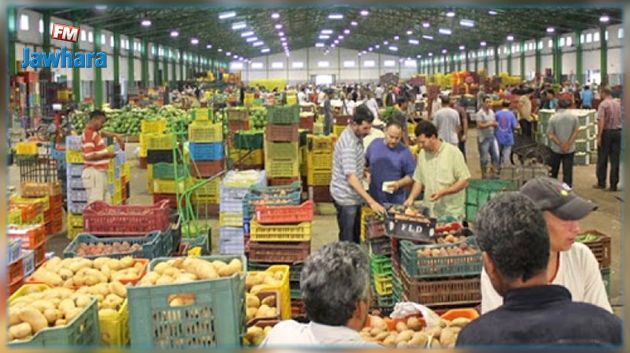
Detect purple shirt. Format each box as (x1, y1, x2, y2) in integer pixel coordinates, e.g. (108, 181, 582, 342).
(495, 109, 518, 146)
(365, 138, 416, 204)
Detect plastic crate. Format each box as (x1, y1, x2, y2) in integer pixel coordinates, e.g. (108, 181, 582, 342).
(243, 189, 301, 218)
(250, 221, 312, 242)
(267, 105, 300, 125)
(306, 152, 333, 171)
(9, 256, 24, 285)
(221, 198, 246, 213)
(189, 142, 225, 161)
(128, 255, 246, 349)
(34, 243, 46, 267)
(299, 115, 314, 131)
(192, 177, 221, 198)
(141, 119, 167, 133)
(219, 212, 244, 227)
(247, 265, 291, 320)
(8, 238, 22, 263)
(68, 200, 87, 214)
(333, 124, 345, 137)
(21, 249, 36, 278)
(182, 233, 211, 255)
(227, 108, 249, 121)
(370, 255, 392, 275)
(153, 179, 187, 194)
(146, 150, 177, 164)
(368, 237, 392, 256)
(307, 135, 336, 152)
(373, 274, 393, 296)
(306, 169, 332, 186)
(68, 177, 85, 189)
(152, 162, 186, 180)
(266, 124, 299, 142)
(16, 141, 38, 155)
(229, 148, 264, 166)
(99, 298, 130, 346)
(266, 159, 300, 178)
(248, 241, 311, 263)
(8, 224, 46, 249)
(398, 268, 481, 307)
(83, 200, 171, 236)
(67, 163, 84, 177)
(577, 230, 611, 268)
(265, 142, 299, 160)
(69, 188, 88, 202)
(222, 170, 267, 189)
(63, 231, 170, 259)
(228, 119, 249, 133)
(465, 179, 517, 222)
(8, 287, 100, 348)
(234, 132, 264, 150)
(400, 237, 482, 279)
(366, 217, 387, 240)
(254, 200, 313, 225)
(66, 150, 84, 164)
(190, 159, 225, 178)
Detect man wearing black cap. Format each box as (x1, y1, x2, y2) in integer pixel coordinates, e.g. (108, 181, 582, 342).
(480, 177, 611, 314)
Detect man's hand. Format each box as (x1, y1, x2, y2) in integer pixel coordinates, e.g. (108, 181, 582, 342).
(114, 134, 125, 148)
(429, 190, 444, 202)
(369, 200, 386, 214)
(403, 198, 414, 208)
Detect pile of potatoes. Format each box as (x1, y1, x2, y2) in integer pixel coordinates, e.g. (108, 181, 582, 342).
(245, 270, 284, 295)
(137, 257, 243, 287)
(246, 292, 278, 322)
(7, 281, 126, 343)
(360, 315, 472, 348)
(28, 256, 144, 287)
(243, 325, 273, 346)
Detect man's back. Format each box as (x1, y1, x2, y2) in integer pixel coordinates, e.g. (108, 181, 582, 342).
(457, 285, 622, 346)
(434, 107, 460, 144)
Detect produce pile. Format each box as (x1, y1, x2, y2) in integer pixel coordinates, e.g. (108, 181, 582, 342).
(576, 233, 600, 243)
(248, 107, 268, 129)
(243, 270, 284, 345)
(75, 241, 143, 257)
(360, 315, 472, 348)
(137, 257, 243, 287)
(387, 204, 431, 224)
(29, 256, 145, 287)
(416, 237, 478, 257)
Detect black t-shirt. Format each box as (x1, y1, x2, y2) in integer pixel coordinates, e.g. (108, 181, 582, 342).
(456, 285, 622, 347)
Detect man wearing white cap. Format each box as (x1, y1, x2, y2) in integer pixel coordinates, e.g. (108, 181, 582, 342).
(480, 176, 612, 314)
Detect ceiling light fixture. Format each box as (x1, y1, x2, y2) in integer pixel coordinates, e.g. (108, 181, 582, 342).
(383, 40, 389, 45)
(275, 24, 283, 29)
(278, 32, 284, 36)
(488, 10, 497, 15)
(459, 19, 474, 27)
(428, 52, 433, 56)
(190, 38, 199, 45)
(546, 27, 555, 33)
(409, 39, 419, 45)
(141, 19, 151, 27)
(599, 15, 610, 23)
(232, 22, 247, 30)
(360, 10, 369, 16)
(328, 13, 344, 20)
(246, 37, 258, 42)
(389, 46, 398, 51)
(422, 35, 433, 40)
(218, 48, 223, 52)
(394, 35, 399, 40)
(351, 21, 358, 26)
(507, 34, 514, 41)
(375, 44, 380, 49)
(319, 35, 330, 39)
(442, 49, 447, 53)
(271, 13, 280, 19)
(459, 45, 465, 50)
(261, 48, 270, 53)
(480, 41, 486, 46)
(170, 31, 179, 37)
(241, 31, 254, 37)
(446, 10, 455, 17)
(218, 11, 236, 20)
(344, 29, 350, 34)
(407, 30, 413, 35)
(253, 41, 264, 47)
(321, 29, 334, 34)
(422, 21, 430, 28)
(206, 44, 212, 49)
(315, 43, 325, 47)
(439, 28, 452, 35)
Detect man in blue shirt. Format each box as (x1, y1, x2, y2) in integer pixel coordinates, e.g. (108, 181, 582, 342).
(494, 100, 518, 167)
(580, 85, 593, 109)
(365, 122, 416, 205)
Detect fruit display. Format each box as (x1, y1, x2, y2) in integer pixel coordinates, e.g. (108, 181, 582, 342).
(245, 291, 279, 323)
(249, 107, 268, 129)
(387, 204, 431, 223)
(576, 233, 600, 243)
(75, 241, 143, 257)
(245, 270, 284, 295)
(28, 256, 145, 287)
(416, 240, 478, 257)
(435, 234, 468, 244)
(360, 314, 473, 348)
(137, 257, 243, 287)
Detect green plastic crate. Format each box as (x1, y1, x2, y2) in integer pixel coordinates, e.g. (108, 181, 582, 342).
(370, 255, 393, 275)
(182, 232, 211, 255)
(400, 236, 482, 279)
(392, 272, 403, 302)
(267, 105, 300, 125)
(8, 299, 100, 348)
(152, 162, 187, 180)
(128, 255, 246, 349)
(465, 179, 516, 222)
(234, 131, 264, 150)
(290, 288, 301, 300)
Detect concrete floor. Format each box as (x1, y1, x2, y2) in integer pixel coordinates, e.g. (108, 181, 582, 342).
(10, 128, 622, 314)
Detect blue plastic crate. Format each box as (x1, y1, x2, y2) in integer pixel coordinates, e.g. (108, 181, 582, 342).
(8, 238, 21, 263)
(219, 244, 245, 255)
(189, 142, 224, 161)
(68, 178, 85, 189)
(67, 163, 84, 177)
(21, 249, 35, 277)
(63, 231, 171, 259)
(51, 148, 66, 162)
(220, 227, 245, 239)
(115, 151, 126, 166)
(128, 255, 246, 349)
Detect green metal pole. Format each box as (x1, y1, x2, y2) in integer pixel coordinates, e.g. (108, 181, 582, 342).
(457, 53, 462, 71)
(507, 46, 512, 76)
(600, 26, 608, 86)
(535, 39, 542, 78)
(128, 37, 135, 96)
(179, 50, 184, 82)
(483, 50, 488, 72)
(42, 11, 51, 80)
(494, 47, 500, 75)
(94, 27, 103, 109)
(450, 54, 455, 72)
(163, 47, 169, 86)
(553, 34, 561, 84)
(520, 41, 526, 80)
(443, 56, 448, 73)
(464, 51, 469, 72)
(8, 8, 16, 76)
(172, 49, 177, 85)
(113, 32, 120, 106)
(153, 44, 160, 86)
(72, 18, 81, 104)
(474, 52, 478, 73)
(576, 30, 584, 85)
(141, 38, 148, 88)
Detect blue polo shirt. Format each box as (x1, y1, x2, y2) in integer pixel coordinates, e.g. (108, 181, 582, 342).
(365, 138, 416, 204)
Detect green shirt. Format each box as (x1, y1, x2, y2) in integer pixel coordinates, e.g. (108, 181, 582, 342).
(413, 141, 471, 219)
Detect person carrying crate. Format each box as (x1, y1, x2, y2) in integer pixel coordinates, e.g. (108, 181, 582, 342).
(81, 110, 124, 204)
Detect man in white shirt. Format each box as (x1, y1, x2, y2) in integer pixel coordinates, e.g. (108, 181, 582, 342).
(260, 242, 378, 347)
(433, 95, 461, 145)
(298, 86, 308, 104)
(480, 177, 612, 314)
(375, 84, 385, 107)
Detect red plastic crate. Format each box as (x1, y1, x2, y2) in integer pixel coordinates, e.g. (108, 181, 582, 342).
(309, 186, 333, 203)
(152, 193, 187, 209)
(9, 257, 24, 286)
(51, 217, 63, 233)
(228, 120, 249, 133)
(248, 241, 311, 263)
(8, 224, 46, 249)
(267, 177, 300, 186)
(49, 194, 63, 209)
(299, 116, 315, 131)
(333, 115, 352, 126)
(138, 157, 147, 169)
(9, 279, 23, 295)
(266, 124, 299, 142)
(255, 200, 314, 224)
(190, 159, 225, 178)
(83, 200, 170, 236)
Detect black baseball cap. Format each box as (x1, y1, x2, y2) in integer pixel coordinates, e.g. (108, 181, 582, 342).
(520, 177, 597, 220)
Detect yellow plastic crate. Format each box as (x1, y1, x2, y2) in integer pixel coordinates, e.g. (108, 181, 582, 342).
(66, 150, 84, 164)
(111, 191, 122, 205)
(360, 207, 374, 242)
(139, 133, 151, 157)
(9, 209, 22, 224)
(67, 213, 84, 228)
(333, 124, 345, 137)
(192, 108, 210, 121)
(306, 152, 332, 172)
(67, 226, 84, 240)
(192, 194, 219, 204)
(219, 212, 243, 227)
(188, 121, 223, 143)
(146, 133, 175, 151)
(16, 141, 38, 155)
(229, 149, 263, 165)
(374, 274, 393, 296)
(122, 162, 130, 179)
(11, 195, 50, 212)
(100, 299, 129, 346)
(141, 119, 167, 134)
(153, 179, 186, 194)
(265, 159, 300, 178)
(306, 169, 332, 186)
(192, 177, 221, 198)
(247, 265, 291, 320)
(250, 221, 312, 242)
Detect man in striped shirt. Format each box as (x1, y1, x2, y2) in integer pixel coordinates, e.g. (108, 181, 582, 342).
(331, 105, 385, 243)
(81, 110, 123, 204)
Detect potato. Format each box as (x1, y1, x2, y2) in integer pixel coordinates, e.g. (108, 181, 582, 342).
(67, 260, 86, 274)
(375, 331, 390, 341)
(407, 316, 422, 331)
(104, 294, 124, 307)
(169, 297, 185, 307)
(84, 275, 101, 286)
(395, 321, 408, 333)
(31, 269, 63, 287)
(173, 276, 195, 284)
(31, 300, 55, 313)
(370, 316, 388, 331)
(256, 304, 272, 318)
(424, 325, 442, 339)
(107, 259, 122, 271)
(100, 265, 112, 281)
(65, 307, 83, 321)
(9, 307, 21, 326)
(382, 335, 397, 347)
(409, 332, 429, 347)
(261, 295, 276, 307)
(218, 259, 242, 277)
(246, 294, 261, 308)
(369, 326, 382, 336)
(430, 338, 442, 348)
(396, 341, 409, 348)
(59, 299, 76, 314)
(449, 317, 472, 328)
(156, 275, 174, 285)
(43, 308, 58, 325)
(92, 257, 111, 269)
(163, 267, 182, 278)
(249, 285, 268, 295)
(18, 308, 48, 333)
(54, 319, 67, 327)
(9, 322, 32, 340)
(119, 256, 134, 269)
(143, 271, 160, 284)
(211, 260, 227, 274)
(74, 294, 92, 308)
(246, 307, 258, 321)
(439, 327, 458, 348)
(273, 271, 283, 281)
(44, 256, 62, 271)
(58, 268, 74, 281)
(193, 261, 219, 280)
(63, 278, 75, 289)
(395, 330, 413, 344)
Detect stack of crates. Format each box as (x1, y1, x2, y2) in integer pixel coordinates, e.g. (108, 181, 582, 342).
(7, 221, 47, 294)
(576, 230, 612, 298)
(139, 119, 167, 169)
(147, 132, 181, 208)
(219, 170, 266, 255)
(305, 135, 336, 203)
(65, 136, 86, 238)
(230, 131, 264, 170)
(226, 107, 250, 136)
(299, 104, 315, 132)
(108, 145, 126, 206)
(465, 179, 517, 223)
(332, 114, 352, 137)
(537, 109, 598, 165)
(265, 105, 301, 186)
(360, 208, 394, 314)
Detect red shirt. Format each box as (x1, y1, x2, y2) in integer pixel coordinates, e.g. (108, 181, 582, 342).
(81, 127, 109, 171)
(597, 97, 622, 130)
